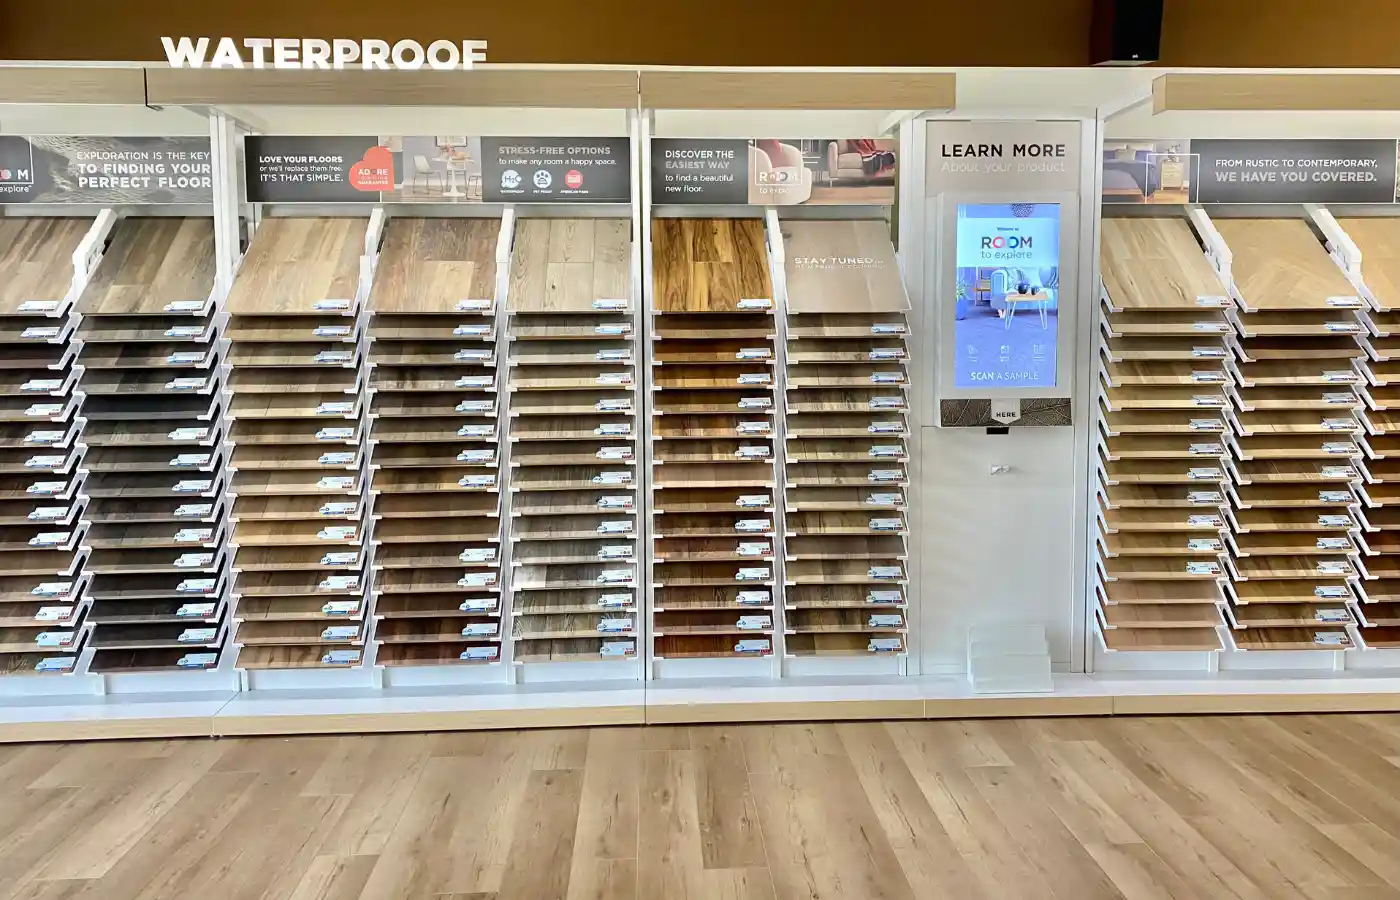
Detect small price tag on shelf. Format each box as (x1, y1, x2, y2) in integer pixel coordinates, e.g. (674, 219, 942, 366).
(595, 423, 632, 436)
(316, 476, 355, 491)
(598, 496, 634, 509)
(735, 639, 771, 654)
(595, 323, 631, 336)
(459, 474, 497, 488)
(736, 495, 772, 509)
(735, 519, 772, 533)
(456, 298, 492, 311)
(25, 455, 64, 470)
(1321, 443, 1357, 455)
(461, 646, 500, 660)
(869, 638, 904, 653)
(1321, 418, 1355, 431)
(1191, 395, 1226, 407)
(593, 471, 632, 485)
(21, 378, 62, 393)
(24, 403, 63, 418)
(593, 298, 628, 310)
(322, 600, 360, 616)
(314, 324, 351, 338)
(868, 470, 903, 483)
(169, 427, 210, 442)
(175, 503, 213, 518)
(869, 614, 904, 628)
(1325, 321, 1361, 333)
(868, 589, 903, 604)
(869, 421, 905, 434)
(164, 324, 204, 339)
(27, 531, 70, 548)
(174, 553, 214, 569)
(21, 326, 60, 340)
(31, 582, 71, 598)
(1189, 443, 1223, 455)
(322, 649, 361, 665)
(320, 551, 359, 566)
(736, 568, 771, 581)
(318, 575, 360, 592)
(33, 606, 74, 622)
(1189, 371, 1225, 383)
(1192, 321, 1230, 332)
(165, 377, 207, 392)
(871, 322, 906, 334)
(458, 424, 494, 438)
(1191, 346, 1226, 358)
(177, 653, 218, 669)
(1318, 515, 1352, 527)
(597, 570, 634, 585)
(318, 452, 356, 467)
(1323, 393, 1356, 404)
(457, 400, 494, 413)
(175, 603, 217, 618)
(596, 594, 633, 610)
(738, 396, 773, 410)
(455, 375, 493, 388)
(595, 349, 631, 362)
(321, 625, 360, 642)
(1188, 419, 1223, 432)
(453, 323, 491, 337)
(34, 657, 76, 673)
(597, 372, 633, 386)
(314, 298, 351, 312)
(1187, 468, 1222, 480)
(178, 628, 217, 644)
(737, 373, 772, 385)
(460, 572, 499, 587)
(455, 348, 493, 362)
(1194, 296, 1228, 307)
(597, 617, 634, 634)
(1321, 490, 1354, 503)
(600, 640, 636, 657)
(28, 506, 69, 521)
(869, 445, 905, 458)
(24, 431, 64, 444)
(1317, 537, 1351, 550)
(170, 453, 212, 468)
(456, 449, 495, 463)
(737, 615, 772, 630)
(1321, 466, 1356, 478)
(1315, 585, 1349, 599)
(736, 541, 771, 557)
(173, 480, 213, 493)
(1187, 514, 1224, 528)
(737, 421, 771, 435)
(18, 299, 59, 313)
(166, 351, 206, 365)
(164, 299, 205, 313)
(1313, 632, 1351, 646)
(35, 631, 75, 648)
(459, 547, 497, 562)
(867, 493, 904, 507)
(26, 481, 66, 496)
(596, 399, 632, 412)
(316, 401, 354, 416)
(317, 525, 357, 541)
(870, 518, 903, 532)
(175, 582, 216, 597)
(736, 347, 772, 360)
(1316, 561, 1351, 575)
(315, 350, 353, 364)
(1185, 561, 1220, 576)
(596, 447, 633, 461)
(869, 348, 906, 361)
(869, 566, 903, 580)
(1186, 538, 1222, 552)
(597, 545, 635, 560)
(174, 528, 213, 544)
(735, 446, 771, 459)
(1315, 608, 1352, 623)
(736, 590, 771, 606)
(460, 597, 497, 612)
(1327, 296, 1363, 308)
(1323, 369, 1358, 382)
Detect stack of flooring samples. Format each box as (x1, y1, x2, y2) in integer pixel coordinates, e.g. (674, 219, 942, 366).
(366, 217, 505, 667)
(650, 218, 778, 661)
(506, 218, 639, 665)
(781, 221, 910, 657)
(1333, 217, 1400, 646)
(0, 218, 90, 675)
(225, 217, 369, 670)
(1094, 218, 1230, 651)
(75, 217, 226, 673)
(1213, 218, 1365, 650)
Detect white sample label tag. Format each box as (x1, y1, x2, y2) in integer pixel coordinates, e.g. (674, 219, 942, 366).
(735, 639, 771, 653)
(35, 631, 75, 648)
(738, 396, 773, 409)
(321, 625, 360, 641)
(1188, 468, 1222, 480)
(600, 640, 635, 657)
(461, 623, 499, 636)
(868, 470, 903, 482)
(174, 528, 213, 543)
(1322, 443, 1356, 454)
(1321, 466, 1356, 478)
(21, 378, 61, 392)
(455, 375, 493, 388)
(869, 566, 904, 580)
(1315, 585, 1349, 599)
(460, 474, 496, 487)
(596, 447, 632, 460)
(1319, 515, 1352, 527)
(175, 582, 215, 596)
(735, 519, 772, 533)
(31, 582, 71, 598)
(459, 597, 496, 612)
(316, 401, 353, 415)
(322, 600, 359, 616)
(320, 551, 358, 566)
(737, 541, 771, 556)
(1326, 321, 1361, 333)
(456, 449, 495, 463)
(27, 531, 69, 547)
(177, 653, 218, 668)
(869, 348, 906, 360)
(33, 606, 73, 621)
(166, 351, 206, 365)
(870, 517, 903, 531)
(737, 421, 771, 434)
(24, 430, 64, 444)
(460, 572, 499, 587)
(174, 553, 214, 568)
(1189, 443, 1223, 455)
(597, 594, 632, 609)
(461, 646, 500, 660)
(323, 650, 361, 665)
(596, 399, 632, 412)
(597, 617, 633, 633)
(24, 455, 64, 470)
(1190, 371, 1225, 383)
(315, 298, 350, 311)
(178, 627, 217, 644)
(1189, 419, 1223, 431)
(1323, 369, 1358, 382)
(1320, 490, 1352, 502)
(598, 496, 634, 509)
(176, 602, 216, 617)
(18, 299, 59, 313)
(737, 298, 772, 309)
(869, 421, 905, 434)
(1314, 632, 1350, 646)
(24, 403, 62, 417)
(868, 589, 903, 604)
(871, 322, 906, 334)
(595, 423, 632, 436)
(164, 299, 205, 313)
(1192, 321, 1230, 332)
(869, 445, 904, 458)
(737, 373, 772, 385)
(869, 614, 904, 628)
(316, 476, 354, 490)
(735, 446, 771, 459)
(314, 325, 351, 338)
(1191, 346, 1227, 358)
(737, 615, 772, 630)
(164, 325, 204, 338)
(736, 495, 772, 508)
(170, 453, 211, 468)
(597, 570, 633, 585)
(21, 326, 59, 340)
(1322, 418, 1355, 431)
(165, 377, 207, 391)
(26, 481, 65, 495)
(458, 424, 494, 437)
(1316, 609, 1352, 624)
(593, 471, 632, 485)
(598, 545, 634, 560)
(1317, 561, 1350, 574)
(1186, 561, 1221, 575)
(317, 526, 357, 541)
(457, 298, 491, 311)
(455, 348, 493, 361)
(735, 347, 773, 360)
(318, 575, 359, 591)
(1191, 395, 1226, 407)
(593, 298, 627, 310)
(34, 657, 76, 672)
(869, 638, 903, 652)
(456, 400, 493, 412)
(736, 567, 771, 581)
(1187, 514, 1224, 528)
(736, 590, 771, 605)
(1327, 296, 1364, 308)
(453, 324, 491, 336)
(1317, 537, 1351, 550)
(867, 493, 903, 506)
(173, 480, 212, 493)
(28, 506, 68, 521)
(459, 547, 497, 562)
(595, 323, 631, 335)
(168, 427, 210, 441)
(1322, 393, 1356, 405)
(596, 372, 633, 386)
(315, 350, 353, 364)
(595, 349, 630, 362)
(1187, 538, 1222, 552)
(318, 452, 355, 467)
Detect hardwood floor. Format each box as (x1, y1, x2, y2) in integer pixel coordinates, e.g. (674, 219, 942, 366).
(4, 715, 1400, 899)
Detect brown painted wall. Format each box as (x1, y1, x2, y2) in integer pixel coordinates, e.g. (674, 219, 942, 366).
(0, 0, 1395, 68)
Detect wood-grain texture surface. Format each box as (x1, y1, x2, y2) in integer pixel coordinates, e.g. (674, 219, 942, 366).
(1213, 218, 1356, 310)
(509, 218, 631, 312)
(369, 217, 500, 312)
(226, 218, 365, 314)
(1100, 217, 1227, 310)
(652, 218, 772, 312)
(782, 220, 908, 313)
(0, 217, 89, 314)
(4, 715, 1400, 898)
(78, 218, 217, 315)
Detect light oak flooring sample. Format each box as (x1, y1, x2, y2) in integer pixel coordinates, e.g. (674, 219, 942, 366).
(509, 218, 631, 311)
(1100, 217, 1226, 309)
(226, 217, 364, 314)
(1213, 218, 1357, 310)
(0, 217, 89, 315)
(78, 217, 217, 314)
(370, 216, 499, 312)
(652, 217, 772, 312)
(1337, 216, 1400, 310)
(783, 219, 908, 313)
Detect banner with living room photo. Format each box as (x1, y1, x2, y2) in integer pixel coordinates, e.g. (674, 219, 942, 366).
(650, 138, 897, 205)
(244, 135, 632, 204)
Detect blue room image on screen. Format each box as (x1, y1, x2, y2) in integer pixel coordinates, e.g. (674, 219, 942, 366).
(952, 202, 1060, 389)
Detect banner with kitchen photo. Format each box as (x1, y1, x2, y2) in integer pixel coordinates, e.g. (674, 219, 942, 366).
(651, 138, 897, 205)
(244, 135, 631, 204)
